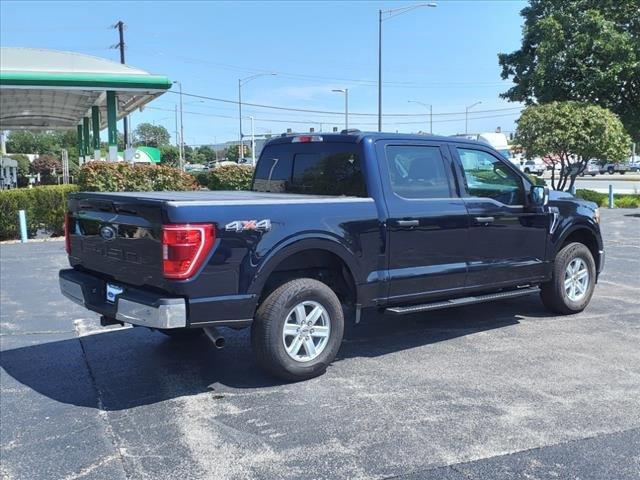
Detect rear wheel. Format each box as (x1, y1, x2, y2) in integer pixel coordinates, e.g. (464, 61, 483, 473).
(251, 278, 344, 381)
(541, 242, 596, 314)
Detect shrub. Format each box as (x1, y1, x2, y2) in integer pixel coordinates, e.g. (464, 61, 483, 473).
(0, 184, 79, 240)
(575, 189, 607, 206)
(77, 162, 197, 192)
(208, 164, 254, 191)
(192, 171, 210, 188)
(614, 195, 639, 208)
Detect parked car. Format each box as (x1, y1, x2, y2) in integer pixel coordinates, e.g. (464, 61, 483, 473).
(628, 155, 640, 172)
(60, 132, 604, 381)
(580, 160, 600, 177)
(599, 162, 629, 175)
(520, 159, 545, 176)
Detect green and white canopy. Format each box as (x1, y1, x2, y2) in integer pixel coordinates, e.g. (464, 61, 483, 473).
(0, 47, 171, 130)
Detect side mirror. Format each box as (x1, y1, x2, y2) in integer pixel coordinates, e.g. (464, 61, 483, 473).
(530, 185, 549, 207)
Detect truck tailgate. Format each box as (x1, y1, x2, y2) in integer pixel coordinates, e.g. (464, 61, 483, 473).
(67, 193, 165, 287)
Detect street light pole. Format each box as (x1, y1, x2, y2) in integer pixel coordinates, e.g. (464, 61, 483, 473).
(378, 3, 437, 132)
(465, 101, 482, 134)
(252, 118, 256, 165)
(238, 73, 276, 161)
(407, 100, 433, 134)
(332, 89, 349, 130)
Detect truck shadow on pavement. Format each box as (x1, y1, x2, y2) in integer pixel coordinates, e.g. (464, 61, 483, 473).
(1, 295, 554, 411)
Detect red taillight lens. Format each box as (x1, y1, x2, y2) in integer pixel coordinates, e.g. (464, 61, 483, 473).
(64, 213, 71, 254)
(162, 224, 215, 279)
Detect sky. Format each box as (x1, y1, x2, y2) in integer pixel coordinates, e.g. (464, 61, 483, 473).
(1, 0, 528, 146)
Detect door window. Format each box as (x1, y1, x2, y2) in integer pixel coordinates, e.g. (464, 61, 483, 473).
(385, 145, 452, 199)
(457, 148, 524, 205)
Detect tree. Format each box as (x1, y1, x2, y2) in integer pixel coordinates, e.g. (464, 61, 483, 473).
(515, 102, 630, 191)
(499, 0, 640, 142)
(159, 144, 180, 168)
(30, 154, 62, 185)
(133, 123, 171, 147)
(223, 145, 250, 163)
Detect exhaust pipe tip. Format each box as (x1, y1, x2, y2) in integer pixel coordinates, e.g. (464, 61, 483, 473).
(203, 326, 225, 349)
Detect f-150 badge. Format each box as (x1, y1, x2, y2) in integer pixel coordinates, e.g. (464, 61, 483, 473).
(225, 219, 271, 233)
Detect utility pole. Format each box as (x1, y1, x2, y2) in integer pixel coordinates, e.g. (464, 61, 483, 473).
(112, 21, 129, 149)
(173, 81, 185, 170)
(249, 116, 256, 166)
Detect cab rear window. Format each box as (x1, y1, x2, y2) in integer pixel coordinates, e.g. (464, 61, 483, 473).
(253, 143, 367, 197)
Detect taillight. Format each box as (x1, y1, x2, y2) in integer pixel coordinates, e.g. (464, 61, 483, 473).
(162, 224, 215, 279)
(64, 213, 71, 254)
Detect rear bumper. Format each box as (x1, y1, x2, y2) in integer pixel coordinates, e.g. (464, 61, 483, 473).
(59, 269, 186, 329)
(59, 268, 257, 328)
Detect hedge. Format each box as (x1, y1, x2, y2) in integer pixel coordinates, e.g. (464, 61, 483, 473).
(78, 161, 198, 192)
(0, 184, 79, 240)
(207, 164, 254, 191)
(575, 189, 639, 208)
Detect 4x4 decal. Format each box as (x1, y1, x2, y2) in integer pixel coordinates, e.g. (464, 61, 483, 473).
(225, 219, 272, 233)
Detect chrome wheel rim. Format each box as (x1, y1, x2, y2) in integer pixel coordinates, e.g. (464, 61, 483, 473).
(282, 301, 331, 362)
(564, 257, 589, 302)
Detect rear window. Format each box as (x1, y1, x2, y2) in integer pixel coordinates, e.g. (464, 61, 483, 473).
(253, 143, 367, 197)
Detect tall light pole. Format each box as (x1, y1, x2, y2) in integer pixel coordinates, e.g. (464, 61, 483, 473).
(379, 3, 437, 132)
(408, 100, 432, 134)
(238, 73, 276, 160)
(173, 81, 184, 170)
(332, 88, 349, 131)
(249, 116, 256, 166)
(465, 101, 482, 134)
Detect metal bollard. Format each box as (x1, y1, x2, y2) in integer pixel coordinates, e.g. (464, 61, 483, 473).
(608, 184, 614, 209)
(18, 209, 28, 243)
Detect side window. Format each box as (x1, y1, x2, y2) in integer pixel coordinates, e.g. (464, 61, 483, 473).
(457, 148, 524, 205)
(385, 145, 452, 199)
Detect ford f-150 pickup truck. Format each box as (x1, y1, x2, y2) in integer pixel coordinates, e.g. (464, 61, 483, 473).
(60, 132, 604, 380)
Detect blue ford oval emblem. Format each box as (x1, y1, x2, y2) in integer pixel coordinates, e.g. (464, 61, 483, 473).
(99, 225, 117, 241)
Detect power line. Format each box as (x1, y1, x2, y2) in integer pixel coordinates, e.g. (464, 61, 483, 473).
(165, 90, 523, 117)
(145, 105, 520, 127)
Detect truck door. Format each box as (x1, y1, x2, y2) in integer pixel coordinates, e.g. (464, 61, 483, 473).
(449, 144, 548, 288)
(376, 141, 469, 304)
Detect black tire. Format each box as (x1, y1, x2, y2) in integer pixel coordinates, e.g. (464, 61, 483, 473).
(608, 168, 614, 174)
(251, 278, 344, 381)
(157, 328, 203, 340)
(540, 242, 596, 315)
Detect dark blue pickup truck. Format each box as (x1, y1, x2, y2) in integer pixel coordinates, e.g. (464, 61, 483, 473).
(60, 132, 604, 380)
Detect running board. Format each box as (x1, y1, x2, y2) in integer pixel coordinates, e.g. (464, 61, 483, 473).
(385, 286, 540, 315)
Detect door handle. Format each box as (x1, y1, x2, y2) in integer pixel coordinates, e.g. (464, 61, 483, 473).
(475, 216, 495, 224)
(396, 219, 420, 227)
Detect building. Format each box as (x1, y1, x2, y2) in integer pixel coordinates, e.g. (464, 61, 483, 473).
(0, 157, 18, 189)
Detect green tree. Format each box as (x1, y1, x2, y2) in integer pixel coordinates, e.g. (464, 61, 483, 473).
(159, 144, 180, 168)
(515, 102, 631, 191)
(133, 123, 171, 147)
(499, 0, 640, 142)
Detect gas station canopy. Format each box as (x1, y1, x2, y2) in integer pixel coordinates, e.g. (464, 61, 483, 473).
(0, 47, 171, 160)
(0, 47, 171, 130)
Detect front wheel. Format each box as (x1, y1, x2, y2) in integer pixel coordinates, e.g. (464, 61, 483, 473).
(541, 242, 596, 315)
(251, 278, 344, 381)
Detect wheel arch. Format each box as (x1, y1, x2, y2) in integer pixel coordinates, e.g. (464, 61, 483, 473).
(249, 236, 360, 305)
(554, 225, 601, 273)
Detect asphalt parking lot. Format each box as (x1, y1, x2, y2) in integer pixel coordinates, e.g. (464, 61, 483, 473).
(1, 209, 639, 480)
